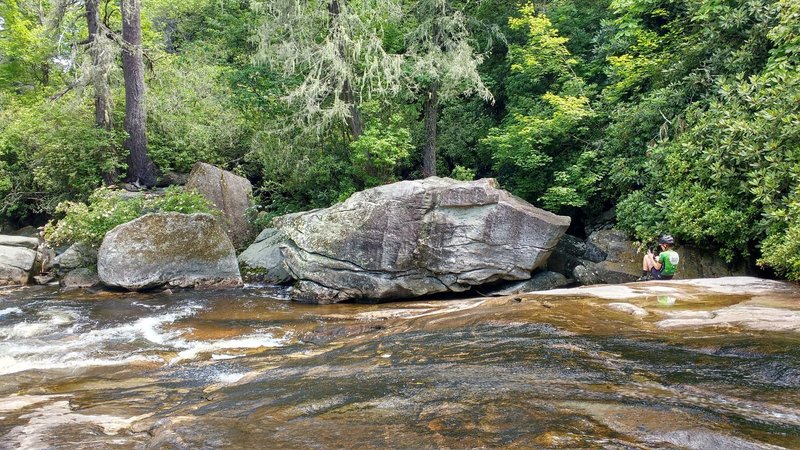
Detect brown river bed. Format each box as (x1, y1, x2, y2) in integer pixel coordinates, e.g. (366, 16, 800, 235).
(1, 276, 799, 449)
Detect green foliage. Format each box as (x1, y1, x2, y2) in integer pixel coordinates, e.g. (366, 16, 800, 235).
(350, 115, 412, 188)
(759, 192, 800, 279)
(44, 186, 215, 247)
(614, 0, 800, 273)
(0, 0, 58, 88)
(483, 6, 594, 209)
(147, 60, 250, 173)
(0, 95, 126, 223)
(450, 165, 476, 181)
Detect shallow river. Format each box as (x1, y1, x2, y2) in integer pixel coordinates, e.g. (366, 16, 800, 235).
(1, 277, 799, 449)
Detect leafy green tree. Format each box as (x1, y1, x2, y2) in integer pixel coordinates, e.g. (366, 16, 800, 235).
(482, 5, 594, 210)
(611, 0, 799, 274)
(402, 0, 494, 177)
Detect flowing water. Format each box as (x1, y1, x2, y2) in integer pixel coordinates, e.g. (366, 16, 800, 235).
(1, 277, 799, 449)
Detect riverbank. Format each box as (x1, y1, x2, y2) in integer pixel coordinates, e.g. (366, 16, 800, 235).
(1, 277, 799, 448)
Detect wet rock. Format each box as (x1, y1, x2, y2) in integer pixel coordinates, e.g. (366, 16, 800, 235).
(61, 268, 101, 289)
(486, 271, 570, 296)
(584, 229, 642, 284)
(237, 228, 292, 284)
(52, 242, 98, 275)
(97, 213, 242, 291)
(606, 302, 649, 317)
(547, 234, 605, 279)
(271, 177, 570, 303)
(657, 305, 800, 332)
(186, 162, 255, 249)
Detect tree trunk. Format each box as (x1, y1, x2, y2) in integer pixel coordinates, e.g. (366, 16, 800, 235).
(121, 0, 157, 187)
(328, 0, 363, 141)
(422, 82, 439, 178)
(86, 0, 116, 185)
(341, 78, 363, 140)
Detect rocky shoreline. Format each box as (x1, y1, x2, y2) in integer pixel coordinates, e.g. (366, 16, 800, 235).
(0, 169, 750, 302)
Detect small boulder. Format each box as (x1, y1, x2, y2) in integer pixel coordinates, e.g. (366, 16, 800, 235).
(0, 235, 39, 286)
(61, 268, 101, 289)
(547, 234, 605, 278)
(52, 242, 98, 275)
(186, 162, 255, 249)
(607, 302, 649, 318)
(97, 213, 242, 291)
(0, 244, 37, 285)
(237, 228, 292, 284)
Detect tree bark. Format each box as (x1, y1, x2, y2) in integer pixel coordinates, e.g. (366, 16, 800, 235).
(328, 0, 363, 141)
(422, 82, 439, 178)
(121, 0, 157, 187)
(341, 77, 364, 140)
(86, 0, 116, 185)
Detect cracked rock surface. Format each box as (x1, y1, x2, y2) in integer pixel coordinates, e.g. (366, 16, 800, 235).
(259, 177, 570, 303)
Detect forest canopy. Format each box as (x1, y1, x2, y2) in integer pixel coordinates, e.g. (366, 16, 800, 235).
(0, 0, 798, 279)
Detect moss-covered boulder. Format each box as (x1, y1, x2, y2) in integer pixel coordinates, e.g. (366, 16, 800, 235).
(97, 213, 242, 291)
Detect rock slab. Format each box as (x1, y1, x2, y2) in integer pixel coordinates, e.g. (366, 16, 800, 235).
(186, 162, 255, 249)
(97, 213, 242, 291)
(270, 177, 570, 303)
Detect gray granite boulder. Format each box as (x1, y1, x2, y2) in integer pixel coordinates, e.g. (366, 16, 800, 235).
(0, 244, 38, 285)
(0, 235, 39, 249)
(186, 162, 255, 249)
(61, 268, 101, 289)
(271, 177, 570, 303)
(97, 213, 242, 291)
(237, 228, 292, 284)
(52, 242, 98, 275)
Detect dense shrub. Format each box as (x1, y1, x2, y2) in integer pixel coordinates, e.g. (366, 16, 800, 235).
(44, 186, 216, 247)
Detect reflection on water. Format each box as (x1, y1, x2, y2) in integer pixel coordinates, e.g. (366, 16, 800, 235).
(1, 278, 799, 448)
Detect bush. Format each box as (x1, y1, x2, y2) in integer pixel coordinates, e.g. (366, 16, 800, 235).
(44, 186, 216, 247)
(0, 95, 125, 224)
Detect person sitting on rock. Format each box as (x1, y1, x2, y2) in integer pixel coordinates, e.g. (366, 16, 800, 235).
(639, 235, 680, 281)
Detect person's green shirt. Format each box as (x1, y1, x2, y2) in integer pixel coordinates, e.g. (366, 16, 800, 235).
(658, 250, 680, 276)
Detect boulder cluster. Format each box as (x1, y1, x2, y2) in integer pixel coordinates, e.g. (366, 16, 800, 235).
(1, 164, 747, 299)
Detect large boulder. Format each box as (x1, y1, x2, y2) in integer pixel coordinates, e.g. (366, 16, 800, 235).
(185, 162, 255, 249)
(97, 213, 242, 291)
(237, 228, 293, 284)
(269, 177, 570, 303)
